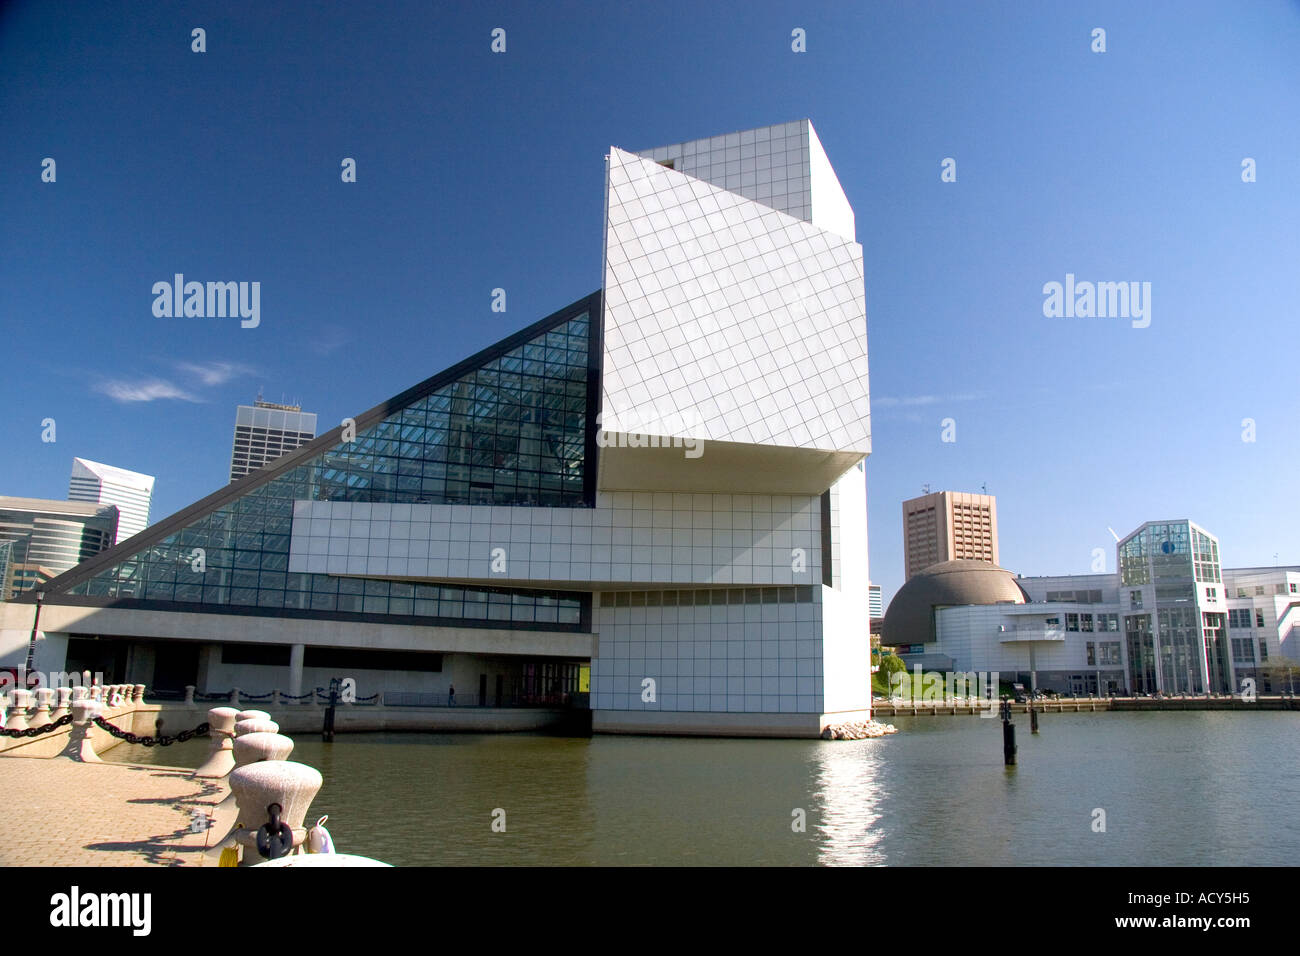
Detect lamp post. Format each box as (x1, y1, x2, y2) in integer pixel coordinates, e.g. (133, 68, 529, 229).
(24, 589, 46, 683)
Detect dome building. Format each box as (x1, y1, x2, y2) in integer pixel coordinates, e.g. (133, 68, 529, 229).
(883, 559, 1030, 650)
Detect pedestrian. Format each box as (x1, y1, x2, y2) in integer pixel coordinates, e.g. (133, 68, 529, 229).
(448, 684, 455, 707)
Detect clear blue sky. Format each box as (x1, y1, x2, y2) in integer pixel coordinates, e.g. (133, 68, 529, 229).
(2, 1, 1297, 605)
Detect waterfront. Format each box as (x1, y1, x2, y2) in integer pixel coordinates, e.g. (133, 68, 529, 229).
(104, 711, 1299, 866)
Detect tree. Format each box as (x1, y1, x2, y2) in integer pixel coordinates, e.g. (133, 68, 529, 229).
(873, 653, 907, 695)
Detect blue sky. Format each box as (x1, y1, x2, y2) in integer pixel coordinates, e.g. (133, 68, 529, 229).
(2, 0, 1297, 604)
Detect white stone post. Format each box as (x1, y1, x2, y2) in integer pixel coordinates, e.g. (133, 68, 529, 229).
(57, 699, 102, 762)
(184, 685, 196, 706)
(230, 687, 240, 704)
(235, 718, 280, 738)
(192, 706, 240, 779)
(289, 643, 305, 703)
(272, 689, 281, 706)
(5, 690, 32, 731)
(133, 684, 146, 703)
(51, 686, 73, 723)
(29, 687, 54, 729)
(233, 731, 295, 768)
(228, 761, 322, 865)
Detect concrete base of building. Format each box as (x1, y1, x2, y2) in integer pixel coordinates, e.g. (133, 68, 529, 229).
(152, 704, 575, 735)
(592, 708, 874, 739)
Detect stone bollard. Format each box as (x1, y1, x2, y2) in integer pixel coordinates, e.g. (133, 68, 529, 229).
(90, 685, 103, 704)
(217, 731, 297, 815)
(235, 718, 279, 738)
(272, 690, 281, 706)
(5, 690, 32, 731)
(57, 699, 103, 762)
(29, 687, 55, 729)
(230, 687, 240, 705)
(233, 731, 295, 769)
(184, 685, 196, 706)
(228, 761, 322, 865)
(133, 684, 146, 703)
(71, 685, 88, 703)
(191, 706, 240, 779)
(51, 686, 73, 723)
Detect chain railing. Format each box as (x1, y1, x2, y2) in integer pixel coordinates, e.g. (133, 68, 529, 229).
(0, 714, 74, 738)
(92, 716, 210, 747)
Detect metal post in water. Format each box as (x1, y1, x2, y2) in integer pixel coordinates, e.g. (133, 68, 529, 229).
(322, 678, 338, 742)
(1030, 697, 1039, 734)
(1000, 696, 1017, 766)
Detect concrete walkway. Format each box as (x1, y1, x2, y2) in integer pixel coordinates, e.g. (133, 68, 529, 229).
(0, 757, 231, 866)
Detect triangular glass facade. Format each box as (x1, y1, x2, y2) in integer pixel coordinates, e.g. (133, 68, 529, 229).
(52, 293, 600, 630)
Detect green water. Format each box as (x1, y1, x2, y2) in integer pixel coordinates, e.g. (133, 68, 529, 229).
(105, 711, 1300, 865)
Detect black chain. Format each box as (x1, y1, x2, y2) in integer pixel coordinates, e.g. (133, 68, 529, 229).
(0, 714, 74, 738)
(92, 717, 210, 747)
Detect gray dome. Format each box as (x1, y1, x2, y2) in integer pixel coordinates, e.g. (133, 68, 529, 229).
(883, 559, 1029, 646)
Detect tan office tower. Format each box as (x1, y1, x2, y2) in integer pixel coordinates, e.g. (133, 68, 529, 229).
(902, 491, 999, 579)
(230, 398, 317, 482)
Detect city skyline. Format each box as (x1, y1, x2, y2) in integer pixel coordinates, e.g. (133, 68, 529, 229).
(2, 1, 1297, 606)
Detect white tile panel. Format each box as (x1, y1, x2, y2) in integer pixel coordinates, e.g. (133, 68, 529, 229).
(602, 145, 868, 454)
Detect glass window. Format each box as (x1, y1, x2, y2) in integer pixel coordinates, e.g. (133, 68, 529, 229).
(61, 302, 595, 630)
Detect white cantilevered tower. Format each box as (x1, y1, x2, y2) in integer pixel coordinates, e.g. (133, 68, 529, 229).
(591, 120, 872, 735)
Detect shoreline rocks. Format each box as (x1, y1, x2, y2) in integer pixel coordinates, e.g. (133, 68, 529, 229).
(821, 719, 898, 740)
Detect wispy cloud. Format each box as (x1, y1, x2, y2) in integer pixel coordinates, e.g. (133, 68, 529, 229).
(95, 379, 201, 403)
(308, 325, 349, 357)
(175, 361, 254, 386)
(94, 358, 256, 404)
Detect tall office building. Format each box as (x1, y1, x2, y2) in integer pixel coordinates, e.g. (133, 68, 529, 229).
(230, 398, 317, 481)
(68, 458, 154, 544)
(902, 490, 998, 580)
(0, 497, 118, 599)
(869, 584, 884, 618)
(12, 120, 871, 737)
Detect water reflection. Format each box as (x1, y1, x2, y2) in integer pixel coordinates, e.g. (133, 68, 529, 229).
(102, 712, 1300, 866)
(809, 739, 887, 866)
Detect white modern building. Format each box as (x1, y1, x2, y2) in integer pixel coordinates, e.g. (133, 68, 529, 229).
(68, 458, 154, 544)
(1, 121, 872, 736)
(884, 520, 1300, 696)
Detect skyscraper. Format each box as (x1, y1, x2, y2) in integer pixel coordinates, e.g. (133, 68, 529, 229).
(902, 490, 998, 580)
(230, 398, 317, 481)
(68, 458, 154, 544)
